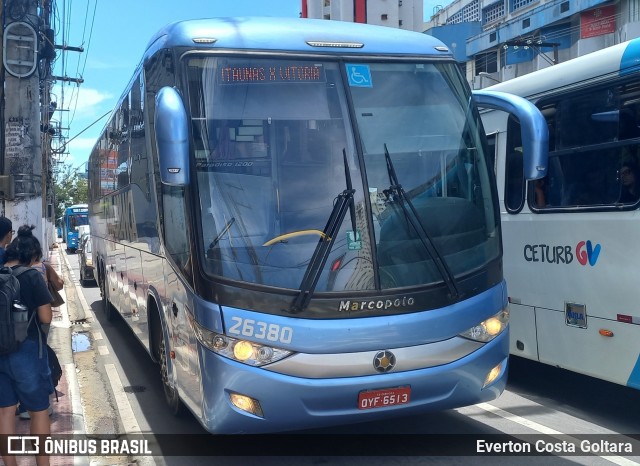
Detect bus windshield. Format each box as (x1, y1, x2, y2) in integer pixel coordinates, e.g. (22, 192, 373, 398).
(68, 214, 89, 230)
(187, 56, 498, 292)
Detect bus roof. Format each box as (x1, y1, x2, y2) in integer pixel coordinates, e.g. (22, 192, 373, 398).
(144, 17, 453, 60)
(65, 204, 88, 211)
(485, 37, 640, 100)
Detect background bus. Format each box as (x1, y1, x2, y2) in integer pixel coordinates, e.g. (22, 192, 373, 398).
(482, 38, 640, 390)
(87, 17, 547, 434)
(62, 203, 89, 252)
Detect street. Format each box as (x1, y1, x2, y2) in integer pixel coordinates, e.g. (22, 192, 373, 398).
(54, 246, 640, 466)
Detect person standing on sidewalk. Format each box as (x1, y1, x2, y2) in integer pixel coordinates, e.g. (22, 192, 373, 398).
(0, 225, 53, 466)
(15, 256, 64, 420)
(0, 216, 13, 265)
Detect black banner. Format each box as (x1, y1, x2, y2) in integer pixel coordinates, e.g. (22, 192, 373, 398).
(2, 434, 639, 457)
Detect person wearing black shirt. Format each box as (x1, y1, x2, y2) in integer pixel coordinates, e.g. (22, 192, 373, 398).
(0, 225, 52, 466)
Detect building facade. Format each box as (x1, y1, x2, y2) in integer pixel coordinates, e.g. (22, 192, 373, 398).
(302, 0, 425, 32)
(425, 0, 640, 88)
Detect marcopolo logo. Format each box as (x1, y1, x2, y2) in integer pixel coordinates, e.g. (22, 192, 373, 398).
(339, 296, 415, 312)
(523, 240, 601, 266)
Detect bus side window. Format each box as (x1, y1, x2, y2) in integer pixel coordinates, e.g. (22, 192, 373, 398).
(162, 185, 193, 285)
(505, 117, 525, 212)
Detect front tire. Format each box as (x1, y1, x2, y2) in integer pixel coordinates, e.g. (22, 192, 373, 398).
(159, 329, 182, 416)
(102, 273, 114, 321)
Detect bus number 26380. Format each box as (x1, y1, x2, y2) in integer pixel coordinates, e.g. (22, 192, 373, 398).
(228, 317, 294, 344)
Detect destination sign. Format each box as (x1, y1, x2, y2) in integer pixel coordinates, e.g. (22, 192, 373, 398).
(219, 63, 325, 84)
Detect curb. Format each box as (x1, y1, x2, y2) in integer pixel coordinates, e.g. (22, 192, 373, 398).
(47, 244, 90, 466)
(55, 246, 87, 433)
(56, 244, 157, 466)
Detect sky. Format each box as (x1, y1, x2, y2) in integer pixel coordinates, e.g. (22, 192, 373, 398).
(52, 0, 441, 170)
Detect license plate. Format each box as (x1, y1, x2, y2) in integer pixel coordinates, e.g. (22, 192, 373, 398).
(357, 386, 411, 410)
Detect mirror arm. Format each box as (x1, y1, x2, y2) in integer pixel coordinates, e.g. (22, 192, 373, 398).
(473, 90, 549, 180)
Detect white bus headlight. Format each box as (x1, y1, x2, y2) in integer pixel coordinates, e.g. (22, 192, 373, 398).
(190, 318, 293, 366)
(459, 308, 509, 343)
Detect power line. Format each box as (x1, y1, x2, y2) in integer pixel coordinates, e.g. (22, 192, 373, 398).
(52, 110, 111, 154)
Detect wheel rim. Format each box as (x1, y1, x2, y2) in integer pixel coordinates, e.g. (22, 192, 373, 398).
(159, 336, 170, 387)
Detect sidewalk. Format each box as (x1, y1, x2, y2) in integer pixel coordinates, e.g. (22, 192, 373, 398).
(12, 243, 87, 466)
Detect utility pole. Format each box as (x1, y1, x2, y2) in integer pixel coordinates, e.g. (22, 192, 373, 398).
(2, 0, 44, 247)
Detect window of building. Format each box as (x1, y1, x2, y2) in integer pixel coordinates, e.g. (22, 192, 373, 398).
(475, 51, 498, 74)
(447, 0, 479, 24)
(512, 0, 536, 12)
(483, 1, 505, 24)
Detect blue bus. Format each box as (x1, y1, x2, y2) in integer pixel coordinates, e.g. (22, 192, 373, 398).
(87, 17, 548, 434)
(62, 204, 89, 251)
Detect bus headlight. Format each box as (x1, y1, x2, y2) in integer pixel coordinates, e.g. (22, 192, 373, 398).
(190, 318, 293, 366)
(459, 308, 509, 343)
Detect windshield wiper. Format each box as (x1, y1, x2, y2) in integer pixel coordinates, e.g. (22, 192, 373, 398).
(290, 150, 356, 313)
(209, 217, 235, 250)
(383, 144, 460, 300)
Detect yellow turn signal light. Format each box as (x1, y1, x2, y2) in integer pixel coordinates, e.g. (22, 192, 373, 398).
(229, 392, 264, 417)
(483, 362, 503, 388)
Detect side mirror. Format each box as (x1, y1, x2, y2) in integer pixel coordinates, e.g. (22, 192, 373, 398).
(473, 90, 549, 180)
(155, 86, 190, 186)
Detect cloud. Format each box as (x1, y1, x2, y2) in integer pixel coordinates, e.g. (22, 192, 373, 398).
(51, 85, 113, 119)
(49, 84, 114, 164)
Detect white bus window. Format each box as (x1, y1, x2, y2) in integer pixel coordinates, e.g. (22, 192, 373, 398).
(521, 81, 640, 211)
(504, 117, 525, 212)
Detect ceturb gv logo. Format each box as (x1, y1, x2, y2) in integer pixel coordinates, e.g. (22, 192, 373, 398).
(576, 240, 601, 266)
(523, 240, 601, 266)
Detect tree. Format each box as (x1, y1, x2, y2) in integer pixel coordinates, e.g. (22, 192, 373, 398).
(54, 162, 88, 219)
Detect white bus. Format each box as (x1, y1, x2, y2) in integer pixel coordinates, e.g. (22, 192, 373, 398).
(482, 38, 640, 390)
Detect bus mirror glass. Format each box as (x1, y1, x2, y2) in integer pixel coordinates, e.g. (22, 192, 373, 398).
(473, 90, 549, 181)
(155, 86, 190, 186)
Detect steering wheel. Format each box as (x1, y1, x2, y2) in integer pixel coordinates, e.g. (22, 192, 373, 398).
(263, 229, 328, 246)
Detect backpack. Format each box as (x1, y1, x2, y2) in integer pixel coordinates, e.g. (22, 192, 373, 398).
(0, 266, 34, 355)
(46, 344, 62, 400)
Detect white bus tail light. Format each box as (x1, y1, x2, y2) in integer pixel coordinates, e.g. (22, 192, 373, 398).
(459, 308, 509, 343)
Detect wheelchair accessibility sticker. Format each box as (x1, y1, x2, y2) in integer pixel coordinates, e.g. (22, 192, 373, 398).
(346, 64, 372, 87)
